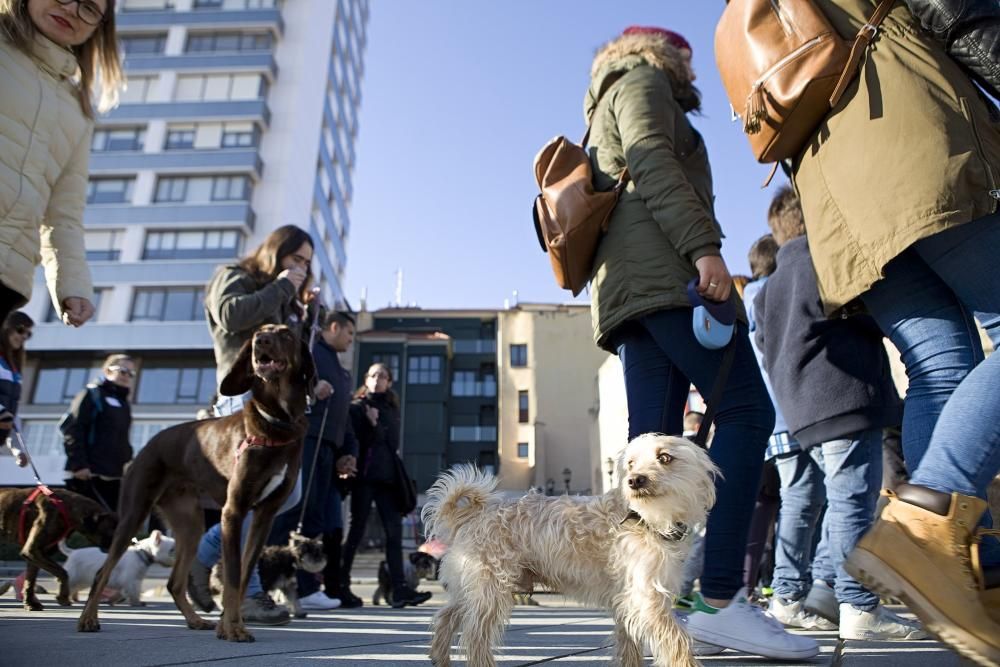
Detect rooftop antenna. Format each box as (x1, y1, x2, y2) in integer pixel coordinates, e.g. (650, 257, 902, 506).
(394, 268, 403, 307)
(512, 289, 519, 307)
(360, 287, 368, 312)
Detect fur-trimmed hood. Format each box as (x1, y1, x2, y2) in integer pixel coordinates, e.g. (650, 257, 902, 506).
(584, 33, 698, 122)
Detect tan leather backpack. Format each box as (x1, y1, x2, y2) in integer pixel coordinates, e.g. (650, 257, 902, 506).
(532, 76, 630, 297)
(716, 0, 896, 165)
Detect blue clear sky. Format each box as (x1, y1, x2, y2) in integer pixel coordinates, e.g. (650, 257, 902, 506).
(344, 2, 787, 310)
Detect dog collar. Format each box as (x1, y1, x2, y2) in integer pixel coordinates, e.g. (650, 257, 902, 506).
(254, 404, 296, 432)
(135, 547, 154, 567)
(621, 510, 689, 542)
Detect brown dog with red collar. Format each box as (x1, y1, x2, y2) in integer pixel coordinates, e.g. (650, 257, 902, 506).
(0, 486, 117, 611)
(77, 324, 314, 642)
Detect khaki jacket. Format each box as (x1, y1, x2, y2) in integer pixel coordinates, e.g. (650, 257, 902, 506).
(793, 0, 1000, 313)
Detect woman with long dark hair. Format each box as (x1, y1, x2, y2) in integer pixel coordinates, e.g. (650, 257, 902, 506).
(0, 311, 33, 466)
(339, 363, 431, 609)
(0, 0, 124, 325)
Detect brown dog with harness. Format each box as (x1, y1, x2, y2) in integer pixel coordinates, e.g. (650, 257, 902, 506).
(76, 324, 314, 642)
(0, 485, 117, 610)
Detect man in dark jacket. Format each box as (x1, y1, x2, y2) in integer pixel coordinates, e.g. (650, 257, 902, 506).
(270, 310, 359, 611)
(753, 187, 923, 641)
(63, 354, 135, 513)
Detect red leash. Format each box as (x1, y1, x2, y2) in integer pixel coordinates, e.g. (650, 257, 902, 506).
(18, 485, 74, 548)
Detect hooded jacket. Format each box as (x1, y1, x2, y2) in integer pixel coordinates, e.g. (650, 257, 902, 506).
(63, 378, 133, 478)
(793, 1, 1000, 314)
(584, 33, 744, 350)
(0, 35, 94, 312)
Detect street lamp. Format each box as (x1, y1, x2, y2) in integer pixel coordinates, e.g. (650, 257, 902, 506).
(562, 467, 572, 494)
(605, 457, 615, 490)
(545, 478, 555, 496)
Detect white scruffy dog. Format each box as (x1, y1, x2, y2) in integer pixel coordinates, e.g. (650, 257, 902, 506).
(61, 530, 176, 606)
(422, 434, 719, 667)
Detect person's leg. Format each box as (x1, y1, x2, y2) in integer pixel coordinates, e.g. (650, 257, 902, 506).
(744, 459, 780, 593)
(771, 451, 826, 603)
(637, 311, 775, 602)
(295, 441, 332, 598)
(91, 478, 120, 514)
(340, 483, 374, 587)
(372, 486, 405, 592)
(195, 516, 264, 597)
(322, 483, 344, 599)
(812, 431, 882, 611)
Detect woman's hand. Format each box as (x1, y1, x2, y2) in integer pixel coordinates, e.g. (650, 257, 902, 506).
(694, 255, 733, 303)
(278, 266, 308, 291)
(336, 455, 357, 478)
(72, 468, 93, 481)
(61, 297, 95, 327)
(365, 405, 379, 426)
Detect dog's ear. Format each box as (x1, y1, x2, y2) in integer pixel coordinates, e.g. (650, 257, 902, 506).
(299, 339, 317, 393)
(220, 338, 255, 396)
(409, 551, 420, 565)
(151, 529, 162, 545)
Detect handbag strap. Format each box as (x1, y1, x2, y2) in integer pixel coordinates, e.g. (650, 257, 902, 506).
(679, 341, 737, 448)
(830, 0, 898, 107)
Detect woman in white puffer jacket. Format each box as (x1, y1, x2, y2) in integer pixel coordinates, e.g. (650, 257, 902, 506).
(0, 0, 122, 325)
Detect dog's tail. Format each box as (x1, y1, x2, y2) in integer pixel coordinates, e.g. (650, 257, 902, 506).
(57, 540, 74, 558)
(421, 464, 498, 543)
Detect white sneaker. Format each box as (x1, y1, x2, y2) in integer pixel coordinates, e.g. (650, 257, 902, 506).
(692, 640, 726, 656)
(839, 603, 928, 641)
(769, 597, 838, 630)
(684, 588, 819, 660)
(299, 590, 342, 610)
(804, 579, 840, 624)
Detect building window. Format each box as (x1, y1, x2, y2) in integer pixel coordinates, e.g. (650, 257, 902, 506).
(451, 371, 496, 397)
(84, 230, 122, 261)
(32, 365, 101, 404)
(154, 176, 251, 203)
(92, 127, 146, 152)
(510, 344, 527, 368)
(121, 0, 174, 10)
(131, 287, 206, 321)
(221, 122, 258, 147)
(164, 126, 196, 150)
(518, 390, 529, 423)
(192, 0, 223, 8)
(86, 178, 134, 204)
(120, 34, 167, 54)
(144, 229, 241, 260)
(212, 175, 250, 201)
(371, 354, 400, 381)
(135, 365, 215, 404)
(186, 31, 272, 52)
(119, 75, 156, 104)
(517, 442, 529, 459)
(46, 289, 105, 323)
(174, 73, 267, 102)
(407, 355, 441, 385)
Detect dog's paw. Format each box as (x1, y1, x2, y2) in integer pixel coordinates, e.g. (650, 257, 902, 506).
(77, 615, 101, 632)
(188, 617, 216, 631)
(217, 623, 254, 643)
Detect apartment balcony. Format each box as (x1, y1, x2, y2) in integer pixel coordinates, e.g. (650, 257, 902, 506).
(117, 8, 284, 34)
(30, 322, 212, 352)
(449, 426, 498, 443)
(84, 202, 255, 228)
(104, 100, 271, 126)
(124, 53, 278, 78)
(89, 149, 262, 178)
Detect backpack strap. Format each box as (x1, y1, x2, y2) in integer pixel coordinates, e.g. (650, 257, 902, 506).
(830, 0, 898, 107)
(582, 70, 629, 147)
(86, 385, 103, 447)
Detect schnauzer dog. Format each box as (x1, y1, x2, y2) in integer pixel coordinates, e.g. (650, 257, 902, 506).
(422, 434, 718, 667)
(212, 532, 326, 618)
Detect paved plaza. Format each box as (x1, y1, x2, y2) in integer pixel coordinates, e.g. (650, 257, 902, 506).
(0, 564, 973, 667)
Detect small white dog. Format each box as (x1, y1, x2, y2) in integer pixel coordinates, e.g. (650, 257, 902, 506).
(422, 434, 718, 667)
(60, 529, 176, 606)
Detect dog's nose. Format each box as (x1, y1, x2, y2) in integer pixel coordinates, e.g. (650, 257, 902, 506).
(627, 474, 647, 489)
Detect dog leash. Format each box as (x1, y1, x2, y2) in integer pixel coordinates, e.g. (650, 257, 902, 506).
(10, 425, 77, 547)
(295, 400, 331, 536)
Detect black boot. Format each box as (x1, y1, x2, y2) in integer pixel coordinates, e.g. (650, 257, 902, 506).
(391, 585, 432, 609)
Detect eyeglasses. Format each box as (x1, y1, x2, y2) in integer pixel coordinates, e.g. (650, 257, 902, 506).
(108, 365, 135, 377)
(55, 0, 106, 27)
(13, 326, 31, 340)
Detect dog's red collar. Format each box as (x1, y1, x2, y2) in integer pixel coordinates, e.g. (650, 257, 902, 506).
(18, 485, 74, 548)
(235, 434, 296, 463)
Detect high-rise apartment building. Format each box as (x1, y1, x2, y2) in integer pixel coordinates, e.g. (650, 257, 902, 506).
(2, 0, 369, 485)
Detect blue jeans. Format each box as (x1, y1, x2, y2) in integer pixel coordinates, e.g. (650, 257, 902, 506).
(200, 393, 303, 598)
(613, 311, 775, 600)
(861, 212, 1000, 566)
(772, 430, 883, 609)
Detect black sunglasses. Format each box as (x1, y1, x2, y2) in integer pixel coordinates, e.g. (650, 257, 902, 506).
(14, 326, 32, 340)
(55, 0, 106, 27)
(108, 365, 135, 377)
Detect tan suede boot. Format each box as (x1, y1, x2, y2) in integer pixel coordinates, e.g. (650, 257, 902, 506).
(845, 484, 1000, 667)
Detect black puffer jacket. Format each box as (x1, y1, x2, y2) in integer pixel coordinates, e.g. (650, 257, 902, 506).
(349, 392, 400, 484)
(903, 0, 1000, 100)
(63, 379, 133, 477)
